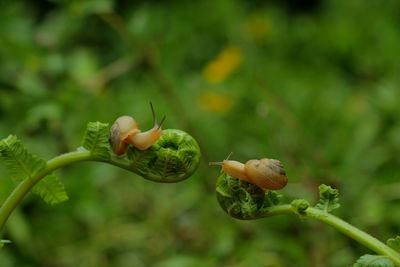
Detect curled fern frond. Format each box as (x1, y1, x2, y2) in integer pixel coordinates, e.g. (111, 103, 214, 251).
(315, 184, 340, 212)
(32, 174, 68, 205)
(124, 129, 201, 183)
(353, 255, 395, 267)
(263, 191, 281, 208)
(291, 199, 310, 216)
(215, 172, 282, 220)
(0, 135, 46, 182)
(81, 122, 110, 160)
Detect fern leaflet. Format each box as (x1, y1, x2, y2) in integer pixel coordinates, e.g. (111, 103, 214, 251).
(81, 122, 110, 159)
(315, 184, 340, 212)
(32, 174, 68, 205)
(0, 135, 46, 182)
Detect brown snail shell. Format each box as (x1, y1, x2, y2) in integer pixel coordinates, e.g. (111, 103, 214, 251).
(109, 116, 140, 155)
(244, 159, 288, 190)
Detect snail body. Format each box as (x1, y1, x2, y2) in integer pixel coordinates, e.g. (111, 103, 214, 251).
(212, 157, 288, 191)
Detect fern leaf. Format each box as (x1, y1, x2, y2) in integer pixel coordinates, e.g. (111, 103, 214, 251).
(0, 135, 46, 182)
(32, 174, 68, 205)
(81, 122, 110, 159)
(315, 184, 340, 212)
(353, 255, 395, 267)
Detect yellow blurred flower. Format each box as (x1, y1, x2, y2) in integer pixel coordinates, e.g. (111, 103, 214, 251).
(202, 46, 242, 84)
(198, 91, 233, 114)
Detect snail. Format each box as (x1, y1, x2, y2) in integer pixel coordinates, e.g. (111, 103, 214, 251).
(210, 154, 288, 191)
(109, 103, 166, 155)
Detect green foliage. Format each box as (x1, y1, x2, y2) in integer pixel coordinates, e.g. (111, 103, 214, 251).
(0, 135, 68, 205)
(216, 172, 266, 219)
(126, 129, 201, 182)
(315, 184, 340, 212)
(264, 191, 281, 208)
(0, 239, 11, 249)
(291, 199, 310, 215)
(353, 255, 395, 267)
(32, 174, 68, 205)
(387, 236, 400, 252)
(0, 135, 46, 181)
(216, 172, 283, 220)
(81, 122, 110, 160)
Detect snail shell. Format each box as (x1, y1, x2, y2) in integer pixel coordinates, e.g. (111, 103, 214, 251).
(109, 116, 140, 155)
(244, 159, 288, 190)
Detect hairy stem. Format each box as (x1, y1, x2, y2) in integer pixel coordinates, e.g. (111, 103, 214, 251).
(260, 205, 400, 265)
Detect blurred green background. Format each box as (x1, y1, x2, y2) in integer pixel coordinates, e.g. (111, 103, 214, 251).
(1, 0, 400, 266)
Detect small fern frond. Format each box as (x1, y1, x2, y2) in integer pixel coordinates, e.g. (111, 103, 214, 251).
(291, 199, 310, 216)
(81, 122, 110, 159)
(32, 174, 68, 205)
(0, 135, 46, 182)
(315, 184, 340, 212)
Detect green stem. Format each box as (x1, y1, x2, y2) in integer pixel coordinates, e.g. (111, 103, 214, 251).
(260, 205, 400, 265)
(0, 149, 162, 234)
(0, 150, 94, 233)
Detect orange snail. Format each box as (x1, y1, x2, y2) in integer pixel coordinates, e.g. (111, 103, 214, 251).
(210, 153, 288, 191)
(109, 103, 166, 155)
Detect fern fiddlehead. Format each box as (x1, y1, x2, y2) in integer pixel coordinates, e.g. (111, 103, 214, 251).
(0, 121, 201, 240)
(111, 129, 200, 183)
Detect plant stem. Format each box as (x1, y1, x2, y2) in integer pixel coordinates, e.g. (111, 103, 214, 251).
(260, 204, 400, 265)
(0, 144, 192, 235)
(0, 149, 160, 234)
(0, 150, 93, 232)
